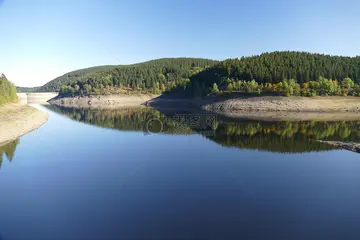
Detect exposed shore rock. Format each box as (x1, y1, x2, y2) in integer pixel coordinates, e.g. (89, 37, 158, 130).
(0, 104, 49, 144)
(146, 96, 360, 112)
(50, 94, 360, 121)
(317, 141, 360, 153)
(145, 96, 360, 121)
(48, 94, 159, 109)
(202, 96, 360, 112)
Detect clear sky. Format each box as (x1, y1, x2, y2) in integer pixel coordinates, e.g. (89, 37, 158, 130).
(0, 0, 359, 87)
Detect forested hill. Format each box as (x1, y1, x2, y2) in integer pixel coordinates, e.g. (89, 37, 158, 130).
(0, 74, 18, 105)
(19, 52, 360, 97)
(188, 51, 360, 96)
(58, 58, 217, 96)
(17, 65, 117, 92)
(192, 52, 360, 84)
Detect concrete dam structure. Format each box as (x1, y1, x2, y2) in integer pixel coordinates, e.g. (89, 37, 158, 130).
(17, 92, 58, 104)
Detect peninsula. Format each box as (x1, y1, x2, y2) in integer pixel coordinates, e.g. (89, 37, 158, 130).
(19, 52, 360, 116)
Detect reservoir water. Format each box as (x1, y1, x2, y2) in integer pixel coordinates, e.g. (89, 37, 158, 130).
(0, 105, 360, 239)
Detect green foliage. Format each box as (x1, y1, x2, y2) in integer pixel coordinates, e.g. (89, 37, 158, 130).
(196, 75, 360, 97)
(0, 74, 18, 105)
(59, 58, 217, 96)
(18, 51, 360, 98)
(190, 51, 360, 95)
(20, 65, 117, 92)
(227, 83, 234, 93)
(83, 84, 92, 93)
(60, 85, 75, 97)
(211, 83, 220, 94)
(342, 77, 355, 89)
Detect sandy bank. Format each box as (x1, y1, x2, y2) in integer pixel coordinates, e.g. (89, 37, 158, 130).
(0, 104, 49, 144)
(49, 94, 159, 108)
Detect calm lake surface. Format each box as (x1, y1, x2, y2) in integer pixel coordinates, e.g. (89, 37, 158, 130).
(1, 105, 360, 239)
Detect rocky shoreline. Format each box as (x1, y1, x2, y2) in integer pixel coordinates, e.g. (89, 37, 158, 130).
(145, 96, 360, 121)
(49, 94, 360, 121)
(48, 94, 159, 109)
(317, 141, 360, 153)
(202, 96, 360, 112)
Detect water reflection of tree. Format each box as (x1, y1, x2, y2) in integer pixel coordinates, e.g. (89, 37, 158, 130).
(44, 105, 360, 153)
(205, 120, 360, 153)
(44, 105, 193, 135)
(0, 139, 19, 168)
(217, 121, 360, 140)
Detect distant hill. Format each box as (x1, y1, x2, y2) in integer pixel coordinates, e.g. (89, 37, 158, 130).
(16, 86, 39, 93)
(58, 58, 218, 96)
(18, 58, 218, 94)
(0, 74, 18, 105)
(19, 52, 360, 97)
(17, 65, 117, 92)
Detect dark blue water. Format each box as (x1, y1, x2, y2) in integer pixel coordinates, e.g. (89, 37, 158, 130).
(0, 105, 360, 240)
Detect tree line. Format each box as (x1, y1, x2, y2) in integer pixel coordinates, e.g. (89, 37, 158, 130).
(189, 51, 360, 96)
(208, 76, 359, 97)
(19, 51, 360, 98)
(0, 74, 18, 105)
(17, 65, 117, 93)
(58, 58, 217, 97)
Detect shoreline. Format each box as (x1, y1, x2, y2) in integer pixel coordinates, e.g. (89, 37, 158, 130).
(145, 95, 360, 121)
(49, 94, 360, 121)
(0, 103, 49, 144)
(202, 96, 360, 112)
(317, 141, 360, 153)
(146, 95, 360, 112)
(48, 94, 159, 109)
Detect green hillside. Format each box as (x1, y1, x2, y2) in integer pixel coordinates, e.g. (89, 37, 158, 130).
(0, 74, 18, 105)
(18, 52, 360, 97)
(58, 58, 217, 96)
(188, 51, 360, 96)
(17, 65, 117, 92)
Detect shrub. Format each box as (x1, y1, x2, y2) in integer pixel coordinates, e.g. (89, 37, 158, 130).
(0, 74, 18, 105)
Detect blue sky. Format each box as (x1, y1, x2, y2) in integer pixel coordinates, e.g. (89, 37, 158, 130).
(0, 0, 359, 87)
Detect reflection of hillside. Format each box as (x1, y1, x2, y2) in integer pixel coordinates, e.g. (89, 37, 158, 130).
(205, 120, 360, 153)
(0, 139, 19, 168)
(44, 105, 193, 135)
(45, 105, 360, 153)
(157, 110, 360, 153)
